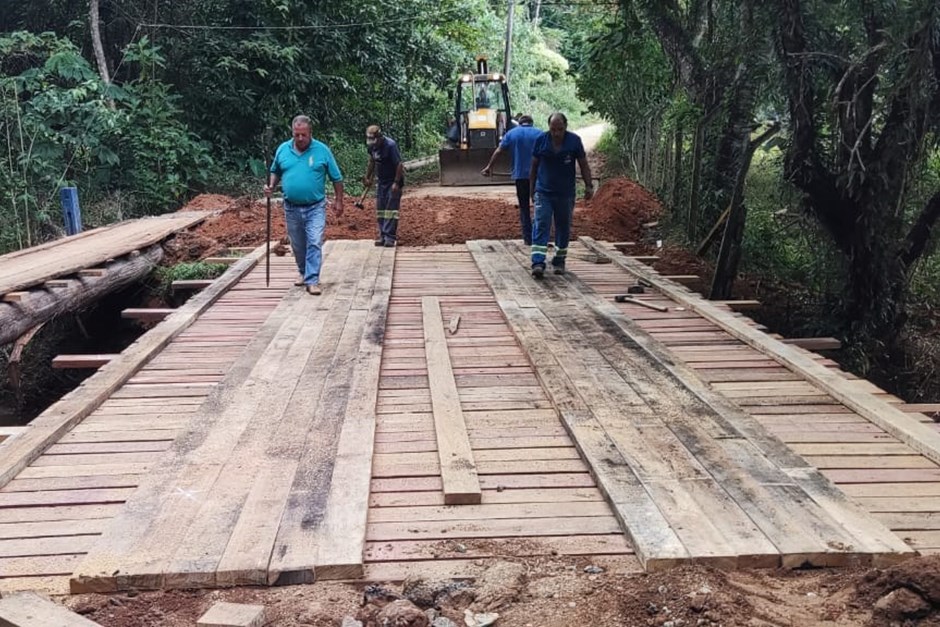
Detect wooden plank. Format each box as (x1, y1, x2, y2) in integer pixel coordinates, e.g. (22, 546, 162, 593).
(0, 243, 269, 491)
(0, 213, 208, 294)
(465, 245, 687, 570)
(69, 264, 312, 593)
(171, 279, 214, 291)
(315, 247, 393, 580)
(0, 591, 102, 626)
(202, 256, 239, 265)
(580, 236, 940, 470)
(782, 337, 842, 351)
(266, 243, 377, 585)
(2, 292, 29, 303)
(51, 354, 118, 369)
(422, 296, 482, 505)
(712, 299, 761, 311)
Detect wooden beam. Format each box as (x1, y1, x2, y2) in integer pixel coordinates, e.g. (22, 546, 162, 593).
(171, 279, 214, 291)
(713, 299, 761, 311)
(224, 247, 256, 254)
(44, 280, 72, 288)
(626, 256, 659, 264)
(77, 268, 107, 277)
(2, 292, 28, 303)
(0, 427, 27, 445)
(422, 296, 482, 505)
(0, 591, 102, 626)
(0, 244, 267, 491)
(662, 275, 700, 286)
(121, 308, 174, 323)
(52, 354, 118, 369)
(203, 256, 239, 265)
(783, 337, 841, 351)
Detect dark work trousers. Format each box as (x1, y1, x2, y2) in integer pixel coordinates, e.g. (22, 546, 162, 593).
(376, 180, 402, 245)
(514, 178, 533, 245)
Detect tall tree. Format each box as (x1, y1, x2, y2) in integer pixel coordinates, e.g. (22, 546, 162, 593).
(772, 0, 940, 348)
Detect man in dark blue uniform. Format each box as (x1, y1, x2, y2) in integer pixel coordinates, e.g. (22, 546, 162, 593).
(529, 112, 594, 278)
(363, 125, 404, 247)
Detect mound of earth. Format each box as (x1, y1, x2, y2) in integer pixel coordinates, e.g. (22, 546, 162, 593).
(173, 177, 665, 260)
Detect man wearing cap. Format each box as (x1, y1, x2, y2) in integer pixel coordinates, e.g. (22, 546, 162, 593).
(264, 114, 344, 295)
(481, 114, 541, 245)
(363, 125, 404, 247)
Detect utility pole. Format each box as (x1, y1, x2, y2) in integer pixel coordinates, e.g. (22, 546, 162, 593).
(503, 0, 515, 82)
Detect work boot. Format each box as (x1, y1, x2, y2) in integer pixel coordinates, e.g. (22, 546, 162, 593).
(553, 264, 565, 275)
(306, 284, 322, 296)
(531, 263, 545, 279)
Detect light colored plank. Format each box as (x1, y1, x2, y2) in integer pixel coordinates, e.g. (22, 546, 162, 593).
(0, 591, 102, 626)
(422, 296, 481, 505)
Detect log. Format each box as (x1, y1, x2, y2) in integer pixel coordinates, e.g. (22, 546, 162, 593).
(0, 245, 163, 347)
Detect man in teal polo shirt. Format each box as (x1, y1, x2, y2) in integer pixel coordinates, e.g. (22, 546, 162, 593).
(264, 115, 344, 295)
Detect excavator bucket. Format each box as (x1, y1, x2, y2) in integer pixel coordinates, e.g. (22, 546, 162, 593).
(438, 148, 514, 186)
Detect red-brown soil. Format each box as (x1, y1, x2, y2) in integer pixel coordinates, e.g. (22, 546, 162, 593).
(172, 177, 665, 255)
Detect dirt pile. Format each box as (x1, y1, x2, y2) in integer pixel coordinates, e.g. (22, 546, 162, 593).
(172, 177, 665, 261)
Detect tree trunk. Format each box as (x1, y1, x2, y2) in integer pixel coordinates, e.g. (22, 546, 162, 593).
(672, 125, 683, 210)
(0, 245, 163, 347)
(89, 0, 111, 87)
(709, 124, 780, 299)
(687, 116, 706, 241)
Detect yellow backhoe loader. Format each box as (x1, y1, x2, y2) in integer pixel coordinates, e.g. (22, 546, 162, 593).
(439, 56, 515, 186)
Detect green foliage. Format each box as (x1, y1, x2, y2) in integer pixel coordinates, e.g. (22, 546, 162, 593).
(0, 32, 212, 253)
(152, 261, 227, 299)
(116, 38, 212, 214)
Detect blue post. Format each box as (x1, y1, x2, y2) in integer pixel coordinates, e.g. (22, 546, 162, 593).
(59, 187, 82, 236)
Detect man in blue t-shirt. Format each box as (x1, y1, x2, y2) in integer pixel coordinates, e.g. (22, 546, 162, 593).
(481, 114, 542, 245)
(528, 112, 594, 278)
(363, 125, 404, 247)
(265, 115, 345, 295)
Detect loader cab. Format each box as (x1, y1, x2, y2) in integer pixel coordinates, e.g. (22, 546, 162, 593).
(439, 56, 515, 186)
(452, 57, 512, 151)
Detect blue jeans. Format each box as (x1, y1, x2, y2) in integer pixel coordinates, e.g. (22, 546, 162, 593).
(531, 192, 574, 267)
(284, 199, 326, 285)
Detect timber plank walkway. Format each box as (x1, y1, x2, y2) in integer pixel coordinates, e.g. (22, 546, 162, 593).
(0, 212, 211, 296)
(1, 238, 937, 594)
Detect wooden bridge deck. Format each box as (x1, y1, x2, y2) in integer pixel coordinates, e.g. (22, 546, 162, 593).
(1, 239, 938, 594)
(0, 212, 210, 296)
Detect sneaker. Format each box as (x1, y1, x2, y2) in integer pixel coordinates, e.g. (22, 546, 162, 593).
(306, 284, 322, 296)
(553, 264, 566, 275)
(383, 240, 397, 248)
(374, 239, 384, 247)
(531, 263, 545, 279)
